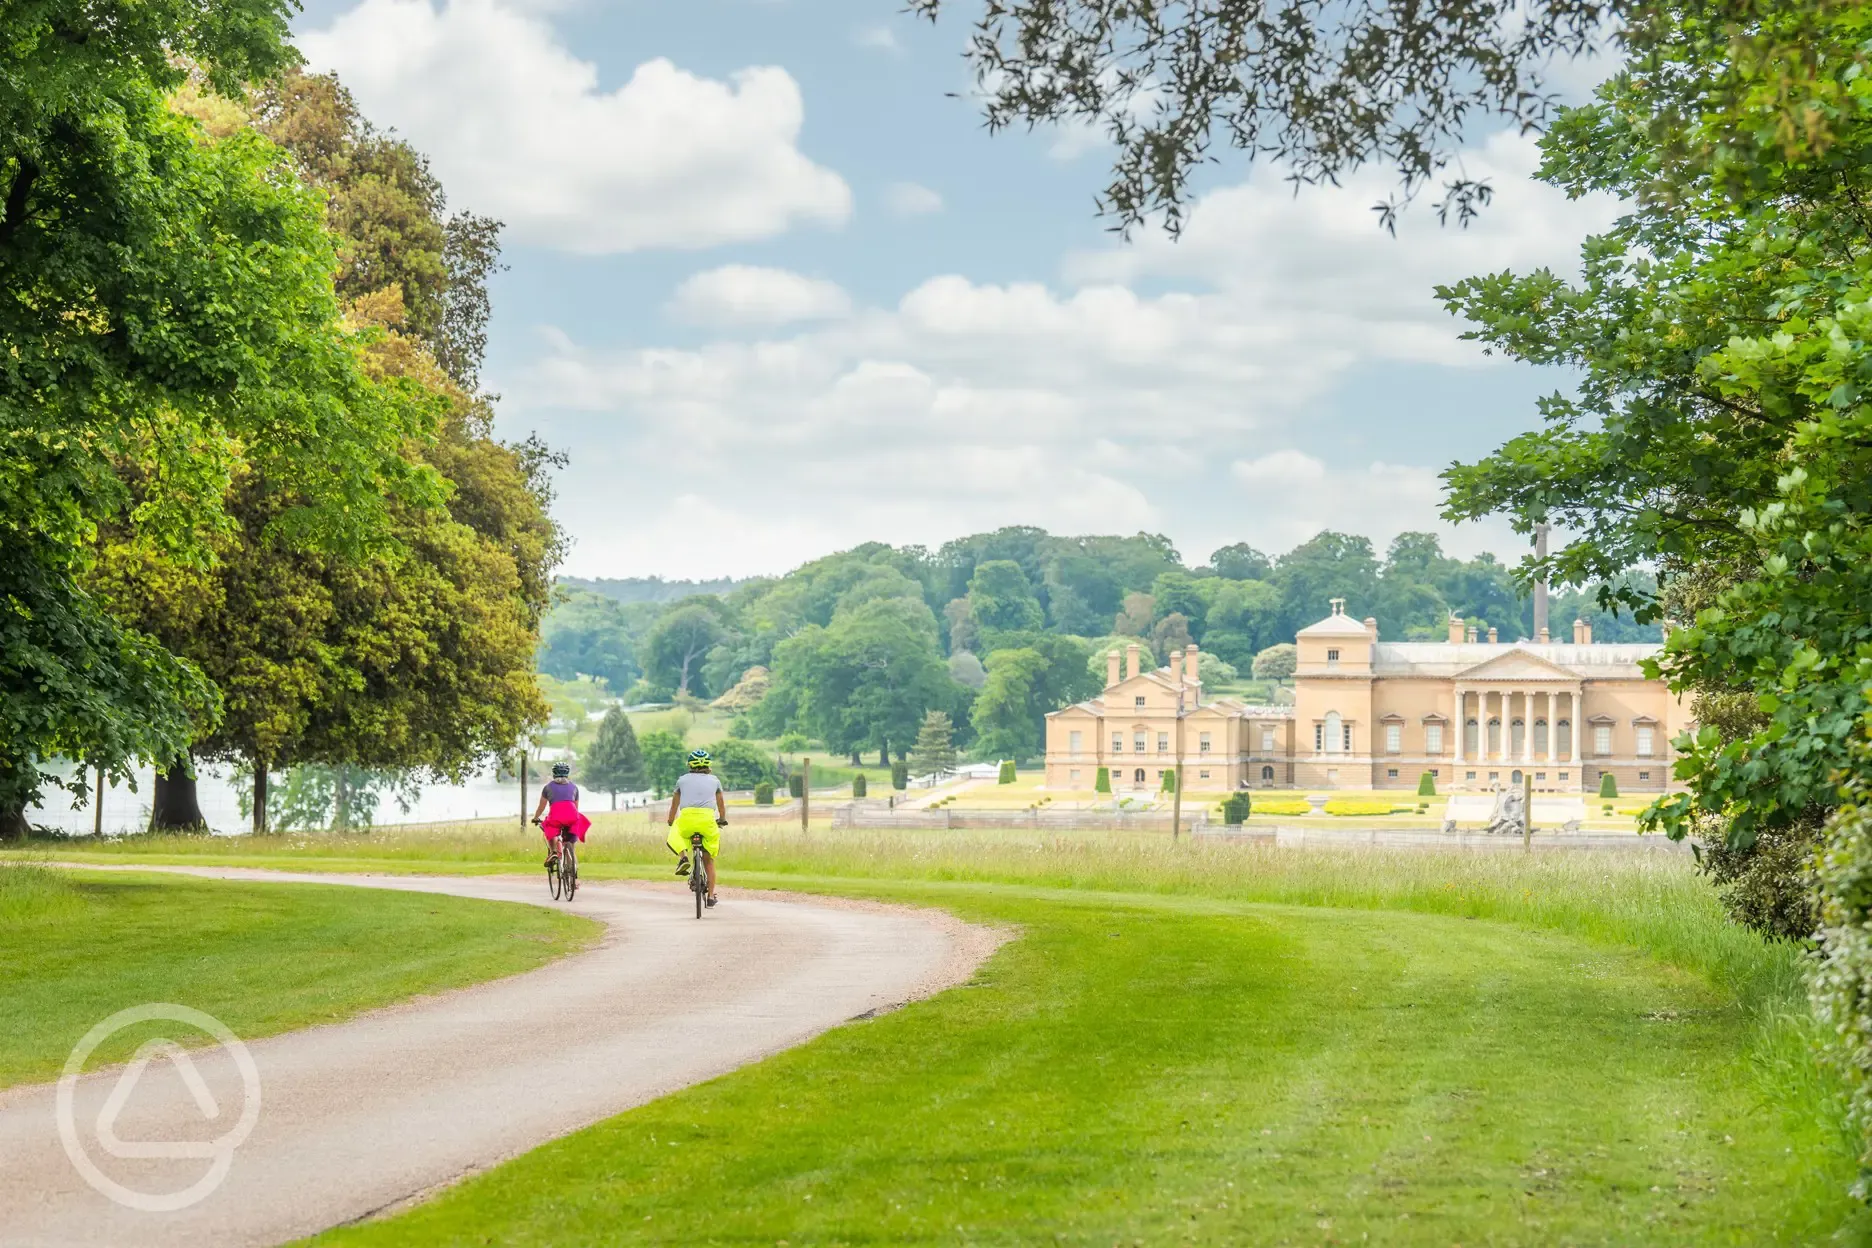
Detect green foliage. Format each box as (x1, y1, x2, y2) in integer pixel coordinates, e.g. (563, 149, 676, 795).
(1095, 766, 1111, 794)
(538, 591, 640, 690)
(852, 773, 868, 799)
(787, 773, 804, 800)
(1151, 613, 1193, 663)
(1220, 792, 1252, 824)
(708, 738, 777, 792)
(753, 782, 775, 806)
(968, 559, 1045, 642)
(998, 760, 1016, 785)
(1209, 543, 1271, 581)
(776, 732, 810, 753)
(638, 730, 687, 798)
(1599, 773, 1618, 801)
(1251, 644, 1298, 683)
(264, 764, 417, 832)
(1160, 769, 1176, 793)
(582, 708, 646, 798)
(642, 601, 729, 697)
(1418, 772, 1437, 797)
(765, 597, 956, 762)
(0, 9, 446, 827)
(891, 760, 909, 791)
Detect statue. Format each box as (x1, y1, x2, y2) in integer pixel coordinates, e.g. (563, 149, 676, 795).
(1483, 784, 1527, 836)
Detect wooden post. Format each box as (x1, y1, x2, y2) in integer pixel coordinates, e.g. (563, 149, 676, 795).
(93, 767, 104, 838)
(801, 757, 811, 832)
(1522, 770, 1534, 852)
(519, 752, 528, 827)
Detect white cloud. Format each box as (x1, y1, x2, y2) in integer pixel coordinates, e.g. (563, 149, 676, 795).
(299, 0, 852, 253)
(884, 181, 944, 217)
(853, 24, 902, 54)
(667, 265, 852, 328)
(508, 128, 1617, 578)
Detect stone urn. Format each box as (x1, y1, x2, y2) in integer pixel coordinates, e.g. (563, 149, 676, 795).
(1305, 794, 1329, 817)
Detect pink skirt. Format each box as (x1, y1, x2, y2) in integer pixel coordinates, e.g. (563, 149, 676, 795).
(541, 800, 591, 841)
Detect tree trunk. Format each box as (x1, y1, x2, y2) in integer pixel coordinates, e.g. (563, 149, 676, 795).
(334, 768, 351, 832)
(610, 789, 617, 810)
(149, 758, 207, 831)
(0, 802, 28, 841)
(878, 745, 890, 767)
(252, 763, 269, 835)
(849, 751, 861, 767)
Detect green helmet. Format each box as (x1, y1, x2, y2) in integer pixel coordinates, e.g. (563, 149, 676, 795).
(686, 748, 712, 771)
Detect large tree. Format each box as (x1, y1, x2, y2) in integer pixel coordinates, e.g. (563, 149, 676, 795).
(2, 6, 434, 833)
(643, 601, 730, 697)
(581, 707, 645, 807)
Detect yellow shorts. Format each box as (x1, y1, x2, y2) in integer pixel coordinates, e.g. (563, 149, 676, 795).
(668, 806, 720, 858)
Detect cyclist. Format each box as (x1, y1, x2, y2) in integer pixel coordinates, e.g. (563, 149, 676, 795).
(666, 748, 727, 907)
(532, 761, 590, 869)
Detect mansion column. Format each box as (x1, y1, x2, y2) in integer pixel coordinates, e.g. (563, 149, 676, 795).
(1568, 689, 1580, 764)
(1521, 688, 1534, 765)
(1545, 690, 1557, 764)
(1494, 689, 1506, 763)
(1452, 686, 1466, 764)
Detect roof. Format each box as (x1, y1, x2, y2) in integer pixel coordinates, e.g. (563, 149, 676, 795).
(1371, 641, 1661, 680)
(1297, 598, 1378, 639)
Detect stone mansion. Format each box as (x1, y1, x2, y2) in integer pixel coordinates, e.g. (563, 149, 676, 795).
(1042, 599, 1689, 795)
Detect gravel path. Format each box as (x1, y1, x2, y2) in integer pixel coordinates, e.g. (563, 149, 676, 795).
(0, 867, 998, 1247)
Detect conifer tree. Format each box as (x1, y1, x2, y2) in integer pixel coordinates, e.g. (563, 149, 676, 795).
(909, 711, 958, 780)
(583, 708, 646, 808)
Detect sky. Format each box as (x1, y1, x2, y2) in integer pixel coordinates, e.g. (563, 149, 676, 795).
(292, 0, 1624, 581)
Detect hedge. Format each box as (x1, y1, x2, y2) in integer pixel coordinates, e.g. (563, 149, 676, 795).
(891, 760, 909, 790)
(851, 773, 868, 799)
(1094, 766, 1111, 794)
(787, 774, 804, 799)
(1251, 799, 1312, 816)
(753, 782, 774, 805)
(1417, 771, 1437, 796)
(1323, 798, 1402, 817)
(1220, 792, 1252, 825)
(998, 760, 1016, 784)
(1599, 772, 1619, 799)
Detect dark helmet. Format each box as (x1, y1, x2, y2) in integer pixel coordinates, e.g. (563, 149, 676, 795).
(551, 762, 571, 779)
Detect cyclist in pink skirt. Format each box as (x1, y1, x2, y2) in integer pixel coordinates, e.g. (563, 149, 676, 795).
(530, 762, 591, 868)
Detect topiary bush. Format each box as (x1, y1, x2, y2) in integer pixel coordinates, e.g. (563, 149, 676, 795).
(851, 773, 868, 799)
(1094, 766, 1111, 794)
(788, 773, 804, 799)
(891, 760, 909, 791)
(1252, 799, 1312, 817)
(1418, 771, 1436, 796)
(753, 782, 774, 805)
(1160, 770, 1177, 793)
(998, 760, 1016, 784)
(1220, 792, 1251, 825)
(1599, 771, 1619, 799)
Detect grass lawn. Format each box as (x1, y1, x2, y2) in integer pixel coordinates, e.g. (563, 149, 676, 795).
(0, 863, 599, 1088)
(19, 824, 1866, 1243)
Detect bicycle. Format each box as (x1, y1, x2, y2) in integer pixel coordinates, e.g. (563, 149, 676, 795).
(688, 816, 726, 918)
(538, 822, 578, 902)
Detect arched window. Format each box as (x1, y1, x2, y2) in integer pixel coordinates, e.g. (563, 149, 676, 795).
(1557, 719, 1572, 754)
(1133, 768, 1145, 784)
(1534, 719, 1549, 754)
(1261, 765, 1275, 782)
(1487, 718, 1502, 754)
(1324, 710, 1343, 754)
(1510, 718, 1526, 755)
(1465, 718, 1479, 754)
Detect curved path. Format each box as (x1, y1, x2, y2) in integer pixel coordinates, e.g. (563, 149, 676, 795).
(0, 867, 994, 1248)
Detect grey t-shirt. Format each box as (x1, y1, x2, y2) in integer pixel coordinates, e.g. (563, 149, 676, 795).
(674, 771, 723, 810)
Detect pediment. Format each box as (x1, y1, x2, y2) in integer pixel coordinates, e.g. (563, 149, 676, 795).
(1456, 648, 1580, 682)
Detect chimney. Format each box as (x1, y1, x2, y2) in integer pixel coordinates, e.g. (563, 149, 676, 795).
(1448, 613, 1464, 644)
(1581, 620, 1593, 645)
(1572, 618, 1585, 644)
(1106, 649, 1122, 689)
(1167, 647, 1183, 684)
(1487, 627, 1499, 644)
(1364, 616, 1379, 643)
(1185, 643, 1201, 690)
(1537, 626, 1551, 644)
(1466, 626, 1478, 644)
(1125, 642, 1141, 681)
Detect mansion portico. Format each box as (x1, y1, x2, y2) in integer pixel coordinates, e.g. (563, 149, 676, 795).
(1043, 599, 1690, 795)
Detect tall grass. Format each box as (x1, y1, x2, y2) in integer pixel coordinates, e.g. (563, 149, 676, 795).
(0, 858, 87, 924)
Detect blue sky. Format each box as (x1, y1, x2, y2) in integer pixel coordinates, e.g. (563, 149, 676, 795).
(294, 0, 1621, 579)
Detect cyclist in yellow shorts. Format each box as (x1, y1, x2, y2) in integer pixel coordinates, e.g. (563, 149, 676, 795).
(666, 748, 727, 907)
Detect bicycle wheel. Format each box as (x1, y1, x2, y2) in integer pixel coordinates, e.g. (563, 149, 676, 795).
(563, 842, 578, 901)
(693, 859, 705, 919)
(547, 853, 561, 900)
